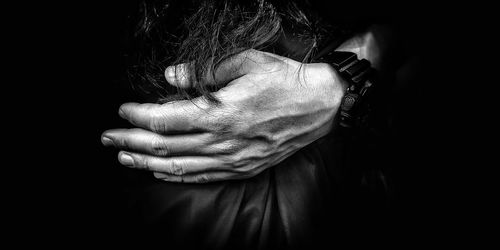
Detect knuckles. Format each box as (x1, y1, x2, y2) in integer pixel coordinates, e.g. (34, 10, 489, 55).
(220, 146, 271, 174)
(195, 174, 210, 183)
(209, 139, 245, 155)
(168, 160, 185, 176)
(133, 155, 150, 171)
(149, 109, 168, 133)
(150, 136, 170, 156)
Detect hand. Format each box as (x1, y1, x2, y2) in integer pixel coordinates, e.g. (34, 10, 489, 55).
(101, 49, 347, 183)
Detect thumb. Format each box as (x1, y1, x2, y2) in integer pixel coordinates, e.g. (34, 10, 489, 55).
(164, 49, 262, 89)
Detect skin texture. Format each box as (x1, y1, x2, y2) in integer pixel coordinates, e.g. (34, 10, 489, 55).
(101, 49, 347, 183)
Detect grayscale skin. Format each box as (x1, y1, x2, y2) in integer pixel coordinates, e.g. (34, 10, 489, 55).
(101, 26, 384, 183)
(99, 24, 390, 249)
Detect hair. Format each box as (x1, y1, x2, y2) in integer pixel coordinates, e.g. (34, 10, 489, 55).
(128, 0, 354, 103)
(127, 0, 392, 209)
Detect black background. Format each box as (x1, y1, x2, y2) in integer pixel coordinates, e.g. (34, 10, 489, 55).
(8, 0, 484, 246)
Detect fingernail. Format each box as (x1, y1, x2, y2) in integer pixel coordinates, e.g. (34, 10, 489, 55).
(165, 66, 175, 83)
(165, 66, 175, 80)
(154, 172, 170, 180)
(101, 136, 114, 146)
(118, 108, 126, 118)
(119, 152, 134, 165)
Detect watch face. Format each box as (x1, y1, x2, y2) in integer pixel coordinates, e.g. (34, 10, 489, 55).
(342, 94, 357, 111)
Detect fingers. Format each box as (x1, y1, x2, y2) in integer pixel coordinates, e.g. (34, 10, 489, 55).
(164, 62, 193, 88)
(164, 49, 265, 88)
(117, 151, 228, 176)
(101, 128, 212, 156)
(152, 163, 263, 183)
(118, 100, 210, 134)
(153, 171, 241, 183)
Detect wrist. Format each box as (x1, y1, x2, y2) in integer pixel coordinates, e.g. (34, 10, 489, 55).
(317, 51, 378, 128)
(309, 62, 348, 109)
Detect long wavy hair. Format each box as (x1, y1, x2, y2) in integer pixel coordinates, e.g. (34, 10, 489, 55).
(125, 0, 392, 210)
(128, 0, 355, 103)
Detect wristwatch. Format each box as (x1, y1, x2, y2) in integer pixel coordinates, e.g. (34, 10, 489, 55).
(318, 51, 377, 128)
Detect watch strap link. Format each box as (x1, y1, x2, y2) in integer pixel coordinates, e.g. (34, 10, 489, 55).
(319, 51, 377, 128)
